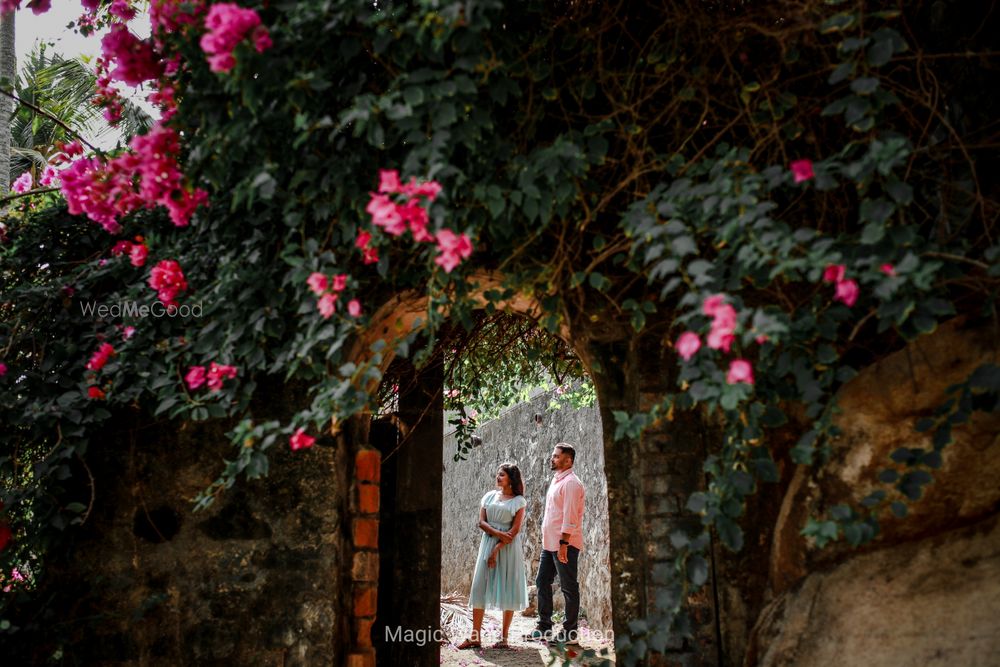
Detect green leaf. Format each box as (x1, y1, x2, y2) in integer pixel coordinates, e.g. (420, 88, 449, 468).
(715, 516, 744, 551)
(687, 555, 709, 586)
(850, 77, 880, 95)
(820, 12, 857, 33)
(868, 38, 894, 67)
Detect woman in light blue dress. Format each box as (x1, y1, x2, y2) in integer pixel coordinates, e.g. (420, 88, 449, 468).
(456, 463, 528, 649)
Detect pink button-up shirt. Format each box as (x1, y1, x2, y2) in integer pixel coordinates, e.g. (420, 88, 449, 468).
(542, 468, 585, 552)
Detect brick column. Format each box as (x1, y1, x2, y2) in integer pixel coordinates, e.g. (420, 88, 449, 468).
(348, 448, 381, 667)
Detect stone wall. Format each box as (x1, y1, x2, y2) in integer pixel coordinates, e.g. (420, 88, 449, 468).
(738, 316, 1000, 666)
(440, 388, 613, 633)
(9, 380, 351, 666)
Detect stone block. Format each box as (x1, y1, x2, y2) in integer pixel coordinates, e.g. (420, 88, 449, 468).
(352, 551, 379, 582)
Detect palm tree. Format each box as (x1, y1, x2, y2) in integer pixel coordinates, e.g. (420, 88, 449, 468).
(10, 45, 154, 181)
(0, 10, 15, 194)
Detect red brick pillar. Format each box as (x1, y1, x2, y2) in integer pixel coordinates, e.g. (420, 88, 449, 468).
(348, 448, 381, 667)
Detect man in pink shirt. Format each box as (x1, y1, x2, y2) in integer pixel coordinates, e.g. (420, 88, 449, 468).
(526, 443, 585, 644)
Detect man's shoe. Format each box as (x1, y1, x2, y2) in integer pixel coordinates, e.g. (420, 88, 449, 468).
(550, 629, 580, 645)
(523, 627, 552, 642)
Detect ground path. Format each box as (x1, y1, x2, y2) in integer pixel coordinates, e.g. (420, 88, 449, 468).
(440, 603, 615, 666)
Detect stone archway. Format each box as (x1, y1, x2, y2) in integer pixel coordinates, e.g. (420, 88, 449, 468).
(340, 275, 720, 667)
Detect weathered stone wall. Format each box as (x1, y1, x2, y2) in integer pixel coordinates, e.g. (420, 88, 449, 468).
(735, 316, 1000, 666)
(440, 388, 613, 633)
(12, 381, 351, 666)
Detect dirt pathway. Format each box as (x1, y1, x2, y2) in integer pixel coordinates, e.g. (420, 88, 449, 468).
(440, 608, 615, 666)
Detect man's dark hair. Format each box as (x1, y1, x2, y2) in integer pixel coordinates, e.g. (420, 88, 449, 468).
(555, 443, 576, 463)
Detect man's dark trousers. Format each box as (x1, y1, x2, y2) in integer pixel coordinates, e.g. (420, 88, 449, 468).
(535, 546, 580, 633)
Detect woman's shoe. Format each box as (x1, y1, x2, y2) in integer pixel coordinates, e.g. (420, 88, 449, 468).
(456, 638, 481, 650)
(492, 639, 510, 649)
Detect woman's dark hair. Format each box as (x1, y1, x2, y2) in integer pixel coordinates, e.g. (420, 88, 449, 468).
(498, 463, 524, 497)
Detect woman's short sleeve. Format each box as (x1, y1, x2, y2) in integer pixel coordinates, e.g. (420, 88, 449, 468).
(512, 495, 527, 512)
(480, 490, 496, 508)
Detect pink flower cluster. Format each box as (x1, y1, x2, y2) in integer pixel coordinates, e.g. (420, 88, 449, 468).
(11, 171, 32, 194)
(39, 165, 60, 187)
(822, 264, 859, 307)
(86, 342, 116, 372)
(93, 56, 125, 123)
(0, 362, 7, 376)
(60, 124, 208, 231)
(675, 294, 755, 386)
(148, 259, 187, 306)
(0, 1, 50, 15)
(199, 2, 272, 73)
(355, 230, 379, 265)
(790, 159, 814, 184)
(366, 170, 473, 273)
(185, 362, 238, 392)
(108, 0, 136, 21)
(307, 272, 362, 319)
(151, 0, 206, 37)
(101, 24, 164, 87)
(111, 236, 149, 267)
(289, 428, 315, 451)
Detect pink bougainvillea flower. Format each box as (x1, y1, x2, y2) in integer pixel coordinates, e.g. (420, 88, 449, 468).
(318, 292, 338, 318)
(332, 274, 348, 292)
(706, 304, 737, 352)
(880, 263, 896, 276)
(151, 0, 206, 36)
(347, 299, 362, 317)
(356, 230, 379, 264)
(366, 193, 406, 235)
(434, 229, 473, 273)
(26, 0, 52, 14)
(790, 159, 814, 184)
(726, 359, 755, 385)
(128, 241, 148, 267)
(252, 26, 272, 52)
(100, 24, 164, 86)
(148, 259, 188, 307)
(86, 343, 115, 372)
(185, 365, 207, 390)
(0, 362, 7, 376)
(206, 362, 238, 391)
(676, 331, 701, 361)
(11, 171, 32, 194)
(755, 334, 769, 345)
(307, 272, 328, 296)
(401, 177, 443, 201)
(108, 0, 136, 21)
(289, 428, 315, 451)
(378, 169, 402, 194)
(398, 199, 434, 242)
(834, 278, 859, 307)
(39, 164, 60, 187)
(822, 264, 846, 283)
(122, 326, 136, 340)
(702, 294, 726, 317)
(87, 386, 106, 400)
(200, 2, 271, 74)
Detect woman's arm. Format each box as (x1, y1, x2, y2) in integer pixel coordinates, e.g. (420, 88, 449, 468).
(479, 506, 512, 543)
(508, 507, 525, 538)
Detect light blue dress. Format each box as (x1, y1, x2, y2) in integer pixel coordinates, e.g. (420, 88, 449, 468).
(469, 490, 529, 611)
